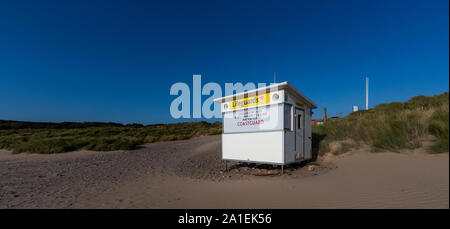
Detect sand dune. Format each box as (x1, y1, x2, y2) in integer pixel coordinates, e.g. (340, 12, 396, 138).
(0, 136, 448, 208)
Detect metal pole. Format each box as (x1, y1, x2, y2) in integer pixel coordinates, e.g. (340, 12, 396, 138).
(366, 76, 369, 110)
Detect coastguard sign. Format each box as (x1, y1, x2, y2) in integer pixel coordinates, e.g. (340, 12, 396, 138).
(223, 104, 283, 133)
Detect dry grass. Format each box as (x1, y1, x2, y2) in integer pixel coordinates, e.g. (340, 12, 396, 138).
(313, 92, 449, 155)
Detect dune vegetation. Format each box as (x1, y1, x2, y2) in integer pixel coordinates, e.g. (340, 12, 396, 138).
(313, 92, 449, 155)
(0, 92, 448, 155)
(0, 121, 222, 154)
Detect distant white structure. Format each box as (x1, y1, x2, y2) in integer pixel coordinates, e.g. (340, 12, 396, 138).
(353, 106, 359, 112)
(365, 76, 369, 110)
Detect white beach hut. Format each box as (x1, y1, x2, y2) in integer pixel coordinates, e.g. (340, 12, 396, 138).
(214, 82, 317, 172)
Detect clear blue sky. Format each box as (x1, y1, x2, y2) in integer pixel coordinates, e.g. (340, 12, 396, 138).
(0, 0, 448, 124)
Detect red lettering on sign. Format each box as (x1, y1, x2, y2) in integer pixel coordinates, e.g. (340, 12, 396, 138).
(237, 119, 265, 126)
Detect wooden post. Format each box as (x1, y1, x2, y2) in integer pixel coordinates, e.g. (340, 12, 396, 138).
(324, 108, 327, 122)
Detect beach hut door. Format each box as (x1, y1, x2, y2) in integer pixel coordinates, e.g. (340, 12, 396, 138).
(295, 108, 305, 160)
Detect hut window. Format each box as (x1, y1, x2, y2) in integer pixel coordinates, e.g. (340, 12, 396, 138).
(298, 114, 302, 129)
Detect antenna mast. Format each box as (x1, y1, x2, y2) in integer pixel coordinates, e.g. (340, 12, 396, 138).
(366, 76, 369, 110)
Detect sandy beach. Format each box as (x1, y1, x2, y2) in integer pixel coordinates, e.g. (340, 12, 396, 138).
(0, 135, 448, 208)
